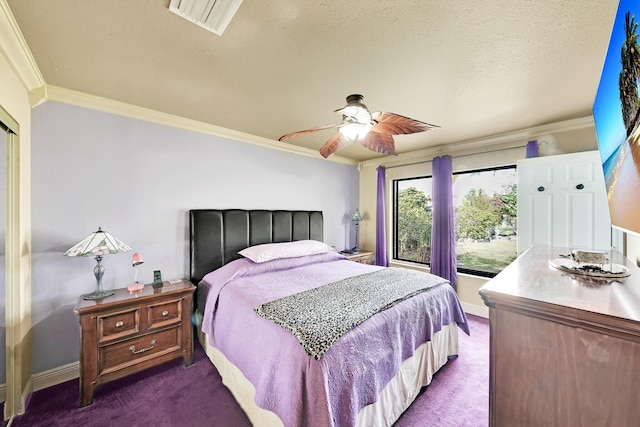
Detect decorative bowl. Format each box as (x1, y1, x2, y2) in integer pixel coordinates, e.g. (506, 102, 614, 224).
(571, 250, 607, 266)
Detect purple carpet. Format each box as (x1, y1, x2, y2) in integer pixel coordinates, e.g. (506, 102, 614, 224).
(395, 314, 489, 426)
(11, 315, 488, 426)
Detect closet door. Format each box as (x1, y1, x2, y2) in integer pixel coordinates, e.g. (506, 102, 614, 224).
(0, 125, 4, 392)
(517, 151, 611, 255)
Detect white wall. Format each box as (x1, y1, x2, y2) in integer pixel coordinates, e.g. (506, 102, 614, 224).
(30, 101, 359, 373)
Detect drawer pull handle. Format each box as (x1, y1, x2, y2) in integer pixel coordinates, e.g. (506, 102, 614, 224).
(115, 321, 124, 328)
(162, 310, 169, 317)
(129, 339, 157, 354)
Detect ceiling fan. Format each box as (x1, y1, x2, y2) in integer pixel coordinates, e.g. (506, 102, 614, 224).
(279, 94, 439, 158)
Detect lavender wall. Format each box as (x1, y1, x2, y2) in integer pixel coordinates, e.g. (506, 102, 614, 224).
(30, 101, 359, 373)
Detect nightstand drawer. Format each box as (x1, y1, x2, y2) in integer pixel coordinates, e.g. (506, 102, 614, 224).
(148, 299, 181, 328)
(98, 308, 140, 342)
(99, 326, 181, 376)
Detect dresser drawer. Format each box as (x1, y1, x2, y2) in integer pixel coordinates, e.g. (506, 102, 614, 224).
(98, 308, 140, 342)
(148, 299, 181, 329)
(99, 326, 181, 376)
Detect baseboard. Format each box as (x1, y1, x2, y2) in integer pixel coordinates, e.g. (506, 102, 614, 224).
(462, 302, 488, 319)
(31, 361, 79, 392)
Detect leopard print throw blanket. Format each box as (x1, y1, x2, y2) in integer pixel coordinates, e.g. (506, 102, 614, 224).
(254, 267, 448, 360)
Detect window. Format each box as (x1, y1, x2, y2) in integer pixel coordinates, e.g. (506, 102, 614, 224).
(393, 165, 517, 277)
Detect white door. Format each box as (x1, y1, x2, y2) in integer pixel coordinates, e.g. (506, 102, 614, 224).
(517, 151, 612, 255)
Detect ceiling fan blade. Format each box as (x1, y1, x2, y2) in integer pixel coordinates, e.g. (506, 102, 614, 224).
(371, 112, 439, 135)
(278, 123, 340, 141)
(319, 133, 349, 158)
(359, 132, 397, 156)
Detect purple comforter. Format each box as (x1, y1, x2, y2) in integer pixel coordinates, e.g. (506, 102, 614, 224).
(200, 251, 469, 427)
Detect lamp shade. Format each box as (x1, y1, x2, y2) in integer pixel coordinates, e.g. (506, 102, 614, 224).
(132, 252, 144, 266)
(340, 123, 373, 142)
(63, 227, 132, 257)
(63, 227, 131, 300)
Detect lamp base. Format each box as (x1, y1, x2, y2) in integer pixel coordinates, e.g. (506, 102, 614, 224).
(82, 289, 115, 300)
(127, 283, 145, 293)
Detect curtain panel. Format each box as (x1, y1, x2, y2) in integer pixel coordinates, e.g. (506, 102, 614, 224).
(430, 155, 457, 289)
(526, 140, 539, 158)
(375, 166, 388, 266)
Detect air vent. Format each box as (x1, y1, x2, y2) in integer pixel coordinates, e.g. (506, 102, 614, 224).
(169, 0, 243, 36)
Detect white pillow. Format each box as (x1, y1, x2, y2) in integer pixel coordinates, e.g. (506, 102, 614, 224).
(238, 240, 334, 263)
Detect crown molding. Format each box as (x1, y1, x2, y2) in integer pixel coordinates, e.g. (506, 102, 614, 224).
(0, 0, 45, 91)
(359, 116, 595, 169)
(28, 84, 47, 107)
(42, 85, 358, 166)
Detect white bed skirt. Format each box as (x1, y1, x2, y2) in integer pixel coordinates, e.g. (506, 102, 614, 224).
(198, 323, 459, 427)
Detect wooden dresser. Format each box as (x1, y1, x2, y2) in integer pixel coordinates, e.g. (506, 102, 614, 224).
(74, 279, 195, 406)
(479, 245, 640, 427)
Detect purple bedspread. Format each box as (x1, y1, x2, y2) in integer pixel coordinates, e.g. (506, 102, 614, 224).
(200, 251, 468, 427)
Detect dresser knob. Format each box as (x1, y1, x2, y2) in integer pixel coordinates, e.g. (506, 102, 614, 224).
(576, 183, 584, 190)
(115, 321, 124, 328)
(162, 310, 169, 317)
(537, 186, 545, 192)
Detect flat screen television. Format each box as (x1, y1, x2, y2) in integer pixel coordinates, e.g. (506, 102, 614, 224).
(593, 0, 640, 237)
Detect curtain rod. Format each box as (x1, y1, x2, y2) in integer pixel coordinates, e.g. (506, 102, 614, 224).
(382, 143, 527, 170)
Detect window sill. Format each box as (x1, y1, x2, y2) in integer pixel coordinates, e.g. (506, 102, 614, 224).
(389, 259, 431, 273)
(389, 259, 493, 280)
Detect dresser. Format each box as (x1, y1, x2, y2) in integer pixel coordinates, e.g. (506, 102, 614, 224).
(479, 245, 640, 427)
(74, 279, 195, 406)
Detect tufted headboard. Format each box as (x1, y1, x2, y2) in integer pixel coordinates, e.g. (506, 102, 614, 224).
(189, 209, 323, 285)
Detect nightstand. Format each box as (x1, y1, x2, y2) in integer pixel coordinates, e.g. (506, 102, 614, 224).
(74, 279, 195, 407)
(344, 251, 374, 264)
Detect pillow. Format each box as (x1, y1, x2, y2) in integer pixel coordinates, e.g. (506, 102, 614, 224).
(238, 240, 335, 263)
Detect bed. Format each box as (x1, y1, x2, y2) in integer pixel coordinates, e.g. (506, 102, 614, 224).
(190, 209, 468, 427)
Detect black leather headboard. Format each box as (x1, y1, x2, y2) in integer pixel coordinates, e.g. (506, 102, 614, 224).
(189, 209, 323, 285)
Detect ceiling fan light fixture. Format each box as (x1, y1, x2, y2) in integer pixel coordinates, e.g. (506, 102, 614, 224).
(278, 94, 438, 158)
(169, 0, 243, 36)
(340, 123, 372, 142)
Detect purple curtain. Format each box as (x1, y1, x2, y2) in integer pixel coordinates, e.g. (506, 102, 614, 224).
(430, 155, 457, 289)
(375, 166, 388, 266)
(526, 140, 538, 158)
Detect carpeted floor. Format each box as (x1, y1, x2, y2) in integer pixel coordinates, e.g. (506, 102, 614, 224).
(10, 315, 488, 426)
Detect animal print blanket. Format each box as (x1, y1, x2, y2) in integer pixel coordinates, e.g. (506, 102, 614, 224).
(254, 267, 448, 359)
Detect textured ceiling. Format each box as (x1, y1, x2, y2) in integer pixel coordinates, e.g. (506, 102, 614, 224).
(7, 0, 619, 161)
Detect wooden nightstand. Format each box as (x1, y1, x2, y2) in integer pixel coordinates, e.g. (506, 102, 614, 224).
(343, 251, 374, 264)
(74, 279, 195, 407)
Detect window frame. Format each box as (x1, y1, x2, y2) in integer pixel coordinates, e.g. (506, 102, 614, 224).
(392, 164, 517, 278)
(453, 164, 517, 278)
(392, 174, 432, 263)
